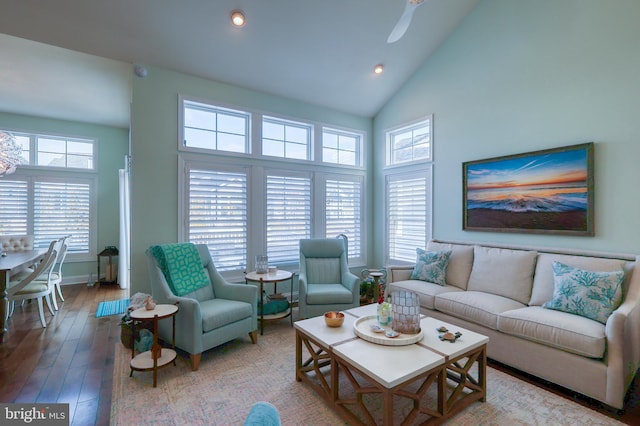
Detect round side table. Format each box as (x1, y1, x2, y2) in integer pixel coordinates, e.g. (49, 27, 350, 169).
(129, 303, 178, 387)
(245, 270, 295, 335)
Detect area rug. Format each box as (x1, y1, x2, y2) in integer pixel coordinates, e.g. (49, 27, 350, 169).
(96, 298, 129, 318)
(111, 319, 623, 425)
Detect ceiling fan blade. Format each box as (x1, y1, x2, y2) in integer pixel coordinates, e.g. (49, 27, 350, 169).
(387, 0, 424, 44)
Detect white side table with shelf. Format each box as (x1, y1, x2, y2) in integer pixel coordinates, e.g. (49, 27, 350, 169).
(129, 303, 178, 387)
(245, 270, 295, 335)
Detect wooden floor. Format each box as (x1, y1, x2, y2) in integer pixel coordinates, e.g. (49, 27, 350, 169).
(0, 283, 127, 426)
(0, 283, 638, 425)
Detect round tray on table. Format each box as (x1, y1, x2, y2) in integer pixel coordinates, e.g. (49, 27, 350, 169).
(353, 316, 423, 346)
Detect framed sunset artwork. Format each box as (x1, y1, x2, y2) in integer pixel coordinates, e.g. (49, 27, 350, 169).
(462, 143, 594, 235)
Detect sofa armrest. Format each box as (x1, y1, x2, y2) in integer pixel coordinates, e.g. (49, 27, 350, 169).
(604, 256, 640, 407)
(386, 265, 414, 283)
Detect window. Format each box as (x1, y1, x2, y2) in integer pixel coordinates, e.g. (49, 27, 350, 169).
(386, 115, 432, 166)
(9, 131, 95, 170)
(262, 116, 311, 160)
(0, 130, 97, 259)
(186, 166, 248, 271)
(37, 136, 94, 169)
(0, 179, 28, 235)
(182, 100, 250, 154)
(265, 173, 311, 264)
(0, 176, 95, 258)
(179, 96, 367, 275)
(385, 169, 432, 263)
(322, 128, 361, 166)
(324, 176, 363, 261)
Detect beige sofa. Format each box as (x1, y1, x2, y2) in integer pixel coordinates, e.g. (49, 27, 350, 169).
(386, 239, 640, 410)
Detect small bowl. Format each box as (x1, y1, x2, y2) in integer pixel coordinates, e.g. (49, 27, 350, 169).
(324, 311, 344, 327)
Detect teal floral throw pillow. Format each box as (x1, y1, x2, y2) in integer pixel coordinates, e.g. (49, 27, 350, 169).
(410, 248, 452, 286)
(543, 261, 624, 324)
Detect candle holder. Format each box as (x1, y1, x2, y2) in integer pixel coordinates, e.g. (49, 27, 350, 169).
(391, 290, 421, 334)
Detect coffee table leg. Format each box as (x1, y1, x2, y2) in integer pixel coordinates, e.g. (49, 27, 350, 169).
(295, 331, 302, 382)
(479, 345, 487, 402)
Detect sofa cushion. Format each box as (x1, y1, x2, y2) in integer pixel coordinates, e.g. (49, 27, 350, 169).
(542, 261, 624, 324)
(467, 246, 537, 305)
(306, 283, 353, 304)
(498, 306, 606, 358)
(529, 253, 628, 306)
(388, 280, 463, 309)
(427, 241, 474, 290)
(200, 298, 253, 333)
(410, 248, 451, 285)
(435, 291, 525, 330)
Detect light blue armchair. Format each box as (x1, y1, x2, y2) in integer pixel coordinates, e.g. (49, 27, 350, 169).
(146, 243, 258, 371)
(298, 238, 360, 319)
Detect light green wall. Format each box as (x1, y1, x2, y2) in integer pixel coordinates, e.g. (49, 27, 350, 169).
(0, 111, 129, 280)
(130, 66, 372, 294)
(372, 0, 640, 263)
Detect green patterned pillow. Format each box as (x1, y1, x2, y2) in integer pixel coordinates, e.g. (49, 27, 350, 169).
(410, 249, 452, 286)
(542, 261, 624, 324)
(150, 243, 210, 297)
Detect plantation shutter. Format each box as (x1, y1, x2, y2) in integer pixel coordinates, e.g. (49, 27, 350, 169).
(0, 179, 28, 235)
(188, 168, 248, 272)
(325, 178, 362, 260)
(386, 171, 431, 263)
(266, 174, 311, 264)
(34, 180, 91, 252)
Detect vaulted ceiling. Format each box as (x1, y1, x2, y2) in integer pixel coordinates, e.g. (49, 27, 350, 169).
(0, 0, 478, 127)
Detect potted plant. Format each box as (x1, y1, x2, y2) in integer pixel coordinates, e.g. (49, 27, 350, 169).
(360, 279, 374, 305)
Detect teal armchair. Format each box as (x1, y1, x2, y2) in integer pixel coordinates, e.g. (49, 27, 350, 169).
(298, 238, 360, 319)
(146, 244, 258, 371)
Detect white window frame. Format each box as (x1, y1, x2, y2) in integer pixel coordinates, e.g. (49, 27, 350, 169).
(316, 173, 365, 265)
(383, 115, 434, 265)
(179, 154, 366, 280)
(178, 95, 368, 278)
(262, 116, 313, 161)
(10, 130, 96, 171)
(264, 169, 312, 267)
(321, 127, 363, 167)
(384, 166, 433, 265)
(385, 115, 433, 167)
(0, 169, 98, 262)
(179, 96, 252, 155)
(0, 129, 98, 261)
(181, 160, 250, 273)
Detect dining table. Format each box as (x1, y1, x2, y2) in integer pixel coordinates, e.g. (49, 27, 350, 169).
(0, 249, 47, 343)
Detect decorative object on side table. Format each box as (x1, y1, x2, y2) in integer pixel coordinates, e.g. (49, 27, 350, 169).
(255, 255, 268, 274)
(145, 295, 156, 310)
(360, 268, 387, 305)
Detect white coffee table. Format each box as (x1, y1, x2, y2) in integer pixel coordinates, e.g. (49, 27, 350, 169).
(294, 304, 489, 425)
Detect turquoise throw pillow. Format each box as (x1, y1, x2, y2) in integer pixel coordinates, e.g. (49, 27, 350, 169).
(542, 261, 624, 324)
(410, 248, 452, 286)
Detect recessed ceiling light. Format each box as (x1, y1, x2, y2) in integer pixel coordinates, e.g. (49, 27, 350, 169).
(231, 10, 245, 27)
(374, 64, 384, 75)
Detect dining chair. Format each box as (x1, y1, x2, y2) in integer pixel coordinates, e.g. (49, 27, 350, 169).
(49, 235, 71, 306)
(6, 240, 58, 328)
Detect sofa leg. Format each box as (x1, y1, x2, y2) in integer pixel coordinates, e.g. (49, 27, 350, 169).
(190, 353, 201, 371)
(249, 330, 258, 344)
